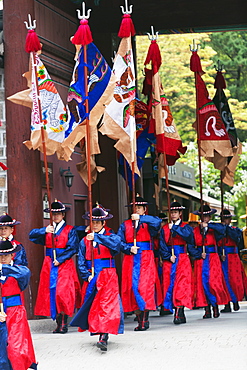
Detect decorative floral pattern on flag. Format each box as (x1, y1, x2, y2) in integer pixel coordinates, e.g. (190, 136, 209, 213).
(99, 37, 139, 173)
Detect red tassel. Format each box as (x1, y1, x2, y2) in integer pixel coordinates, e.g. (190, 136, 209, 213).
(190, 51, 204, 74)
(144, 40, 162, 74)
(25, 29, 41, 53)
(71, 19, 93, 46)
(0, 162, 8, 171)
(118, 14, 136, 38)
(214, 71, 226, 89)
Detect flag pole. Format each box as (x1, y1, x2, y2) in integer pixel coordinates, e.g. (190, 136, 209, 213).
(215, 61, 225, 215)
(190, 40, 205, 254)
(24, 15, 56, 261)
(118, 0, 137, 244)
(72, 3, 94, 276)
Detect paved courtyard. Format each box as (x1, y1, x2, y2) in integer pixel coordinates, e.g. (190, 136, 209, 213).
(29, 301, 247, 370)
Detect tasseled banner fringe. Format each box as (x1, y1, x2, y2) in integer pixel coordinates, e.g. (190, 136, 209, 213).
(214, 71, 226, 90)
(71, 19, 93, 46)
(144, 40, 162, 73)
(190, 51, 204, 74)
(118, 14, 136, 38)
(25, 29, 41, 53)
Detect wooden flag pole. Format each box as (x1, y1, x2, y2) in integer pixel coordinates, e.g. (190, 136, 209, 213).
(73, 2, 94, 276)
(24, 15, 56, 261)
(215, 61, 226, 257)
(83, 44, 94, 277)
(190, 40, 205, 254)
(163, 152, 175, 257)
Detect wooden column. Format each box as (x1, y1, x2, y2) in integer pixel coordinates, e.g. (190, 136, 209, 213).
(4, 0, 44, 318)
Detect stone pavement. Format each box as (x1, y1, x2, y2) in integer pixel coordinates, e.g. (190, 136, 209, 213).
(29, 301, 247, 370)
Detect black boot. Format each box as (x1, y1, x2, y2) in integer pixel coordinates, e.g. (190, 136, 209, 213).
(181, 307, 186, 323)
(61, 314, 68, 333)
(134, 311, 149, 331)
(212, 305, 220, 318)
(203, 305, 212, 319)
(173, 307, 186, 325)
(97, 334, 109, 351)
(233, 301, 240, 311)
(53, 313, 62, 333)
(220, 302, 231, 313)
(160, 305, 173, 316)
(143, 311, 150, 330)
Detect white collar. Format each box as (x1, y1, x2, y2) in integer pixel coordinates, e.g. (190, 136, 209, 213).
(53, 220, 65, 233)
(93, 227, 105, 247)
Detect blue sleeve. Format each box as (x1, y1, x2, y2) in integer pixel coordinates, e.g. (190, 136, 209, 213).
(13, 245, 28, 267)
(159, 228, 172, 260)
(1, 265, 30, 291)
(73, 225, 87, 241)
(29, 227, 46, 246)
(171, 223, 193, 243)
(56, 228, 79, 264)
(172, 224, 201, 259)
(139, 215, 161, 237)
(208, 223, 227, 242)
(117, 223, 132, 255)
(227, 226, 244, 251)
(93, 233, 121, 257)
(77, 239, 90, 281)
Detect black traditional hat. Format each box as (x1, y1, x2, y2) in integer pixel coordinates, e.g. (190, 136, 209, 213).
(126, 195, 149, 207)
(220, 209, 236, 218)
(159, 212, 168, 221)
(0, 239, 22, 255)
(43, 199, 70, 213)
(82, 205, 113, 221)
(0, 214, 21, 226)
(193, 204, 217, 216)
(164, 201, 185, 212)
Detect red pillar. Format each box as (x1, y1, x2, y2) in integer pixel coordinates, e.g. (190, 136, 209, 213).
(4, 0, 44, 318)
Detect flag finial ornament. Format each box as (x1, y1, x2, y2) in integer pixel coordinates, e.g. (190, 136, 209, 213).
(147, 26, 159, 41)
(189, 39, 204, 74)
(71, 2, 93, 46)
(120, 0, 133, 15)
(118, 0, 135, 38)
(215, 60, 224, 72)
(24, 14, 41, 53)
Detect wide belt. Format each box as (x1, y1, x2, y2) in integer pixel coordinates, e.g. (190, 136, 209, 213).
(3, 294, 22, 309)
(199, 245, 217, 253)
(86, 258, 115, 274)
(46, 247, 66, 258)
(224, 246, 238, 254)
(127, 241, 151, 253)
(167, 245, 186, 254)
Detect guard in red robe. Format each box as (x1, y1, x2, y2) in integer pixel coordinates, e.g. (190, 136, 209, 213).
(0, 214, 28, 266)
(0, 239, 37, 370)
(213, 209, 247, 313)
(118, 196, 162, 331)
(29, 200, 81, 333)
(192, 205, 230, 319)
(71, 205, 123, 352)
(160, 201, 201, 324)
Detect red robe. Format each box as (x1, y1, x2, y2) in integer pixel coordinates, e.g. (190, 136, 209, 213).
(121, 219, 162, 312)
(72, 230, 123, 335)
(193, 226, 230, 307)
(1, 268, 37, 370)
(218, 232, 247, 301)
(34, 225, 81, 318)
(161, 223, 194, 310)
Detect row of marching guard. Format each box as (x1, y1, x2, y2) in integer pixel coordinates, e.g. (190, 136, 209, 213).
(0, 196, 246, 369)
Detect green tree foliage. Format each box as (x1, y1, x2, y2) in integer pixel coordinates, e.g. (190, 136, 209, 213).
(207, 32, 247, 101)
(136, 31, 247, 222)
